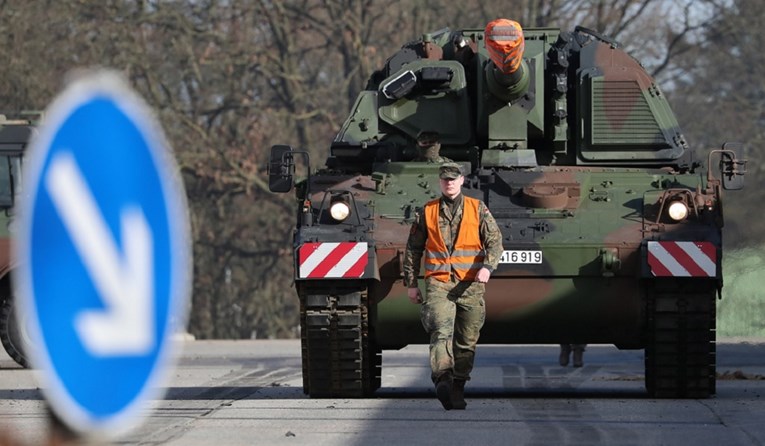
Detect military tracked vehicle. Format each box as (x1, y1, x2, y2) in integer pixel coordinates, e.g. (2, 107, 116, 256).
(0, 113, 35, 367)
(268, 19, 746, 398)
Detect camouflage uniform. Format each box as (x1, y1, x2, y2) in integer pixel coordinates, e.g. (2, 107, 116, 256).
(403, 193, 503, 383)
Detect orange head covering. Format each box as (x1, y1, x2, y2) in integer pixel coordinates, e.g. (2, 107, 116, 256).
(485, 19, 525, 74)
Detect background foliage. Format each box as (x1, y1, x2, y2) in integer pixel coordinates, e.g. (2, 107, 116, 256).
(1, 0, 760, 339)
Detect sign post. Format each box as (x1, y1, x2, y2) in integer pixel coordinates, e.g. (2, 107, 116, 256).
(16, 71, 191, 437)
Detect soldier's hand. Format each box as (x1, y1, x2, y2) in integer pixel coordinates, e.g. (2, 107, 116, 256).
(408, 287, 423, 304)
(475, 267, 491, 283)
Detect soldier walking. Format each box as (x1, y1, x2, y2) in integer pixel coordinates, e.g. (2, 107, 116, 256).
(403, 162, 503, 410)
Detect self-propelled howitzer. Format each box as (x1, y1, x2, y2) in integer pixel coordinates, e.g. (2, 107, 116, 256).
(268, 19, 747, 398)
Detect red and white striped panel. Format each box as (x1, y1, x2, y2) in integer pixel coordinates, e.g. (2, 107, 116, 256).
(298, 242, 368, 279)
(647, 241, 717, 277)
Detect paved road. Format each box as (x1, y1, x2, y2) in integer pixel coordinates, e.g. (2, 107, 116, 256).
(1, 339, 764, 445)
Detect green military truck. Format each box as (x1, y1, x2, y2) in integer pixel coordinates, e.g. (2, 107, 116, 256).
(0, 113, 36, 367)
(268, 20, 747, 399)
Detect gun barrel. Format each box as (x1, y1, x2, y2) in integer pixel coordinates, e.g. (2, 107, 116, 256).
(484, 18, 529, 102)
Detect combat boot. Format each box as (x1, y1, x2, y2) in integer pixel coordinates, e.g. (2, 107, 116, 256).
(559, 344, 571, 366)
(451, 379, 467, 410)
(572, 345, 585, 368)
(435, 374, 453, 410)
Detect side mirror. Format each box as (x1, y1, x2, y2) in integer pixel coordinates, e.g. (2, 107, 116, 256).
(719, 142, 747, 191)
(268, 145, 294, 193)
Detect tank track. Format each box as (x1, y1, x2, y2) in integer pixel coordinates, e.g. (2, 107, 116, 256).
(644, 280, 716, 398)
(0, 298, 30, 368)
(299, 281, 381, 397)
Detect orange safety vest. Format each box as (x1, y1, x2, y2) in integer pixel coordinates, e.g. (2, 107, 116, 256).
(424, 196, 485, 282)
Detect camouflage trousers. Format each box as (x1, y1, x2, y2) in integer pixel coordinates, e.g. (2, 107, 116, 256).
(421, 276, 486, 383)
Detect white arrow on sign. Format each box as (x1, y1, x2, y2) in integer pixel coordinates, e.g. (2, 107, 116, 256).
(44, 151, 155, 356)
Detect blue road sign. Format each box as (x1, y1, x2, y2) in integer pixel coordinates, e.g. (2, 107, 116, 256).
(16, 72, 191, 436)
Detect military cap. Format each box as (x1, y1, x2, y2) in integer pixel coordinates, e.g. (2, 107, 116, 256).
(439, 162, 463, 180)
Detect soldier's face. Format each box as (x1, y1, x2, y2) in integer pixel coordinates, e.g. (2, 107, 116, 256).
(440, 175, 463, 199)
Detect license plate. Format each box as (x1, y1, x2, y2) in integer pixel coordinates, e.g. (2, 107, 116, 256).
(499, 250, 542, 264)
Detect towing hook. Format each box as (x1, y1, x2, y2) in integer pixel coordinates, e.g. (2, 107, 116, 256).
(599, 248, 621, 277)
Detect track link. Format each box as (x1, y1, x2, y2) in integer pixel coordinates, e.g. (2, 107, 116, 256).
(645, 280, 716, 398)
(299, 282, 381, 397)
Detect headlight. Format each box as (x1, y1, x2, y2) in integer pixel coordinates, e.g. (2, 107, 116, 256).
(330, 201, 351, 221)
(667, 201, 689, 221)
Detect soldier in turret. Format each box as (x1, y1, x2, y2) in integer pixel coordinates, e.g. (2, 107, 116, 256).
(403, 162, 503, 410)
(414, 130, 452, 163)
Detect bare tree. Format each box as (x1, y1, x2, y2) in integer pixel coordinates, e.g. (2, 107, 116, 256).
(1, 0, 746, 338)
(670, 0, 764, 247)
